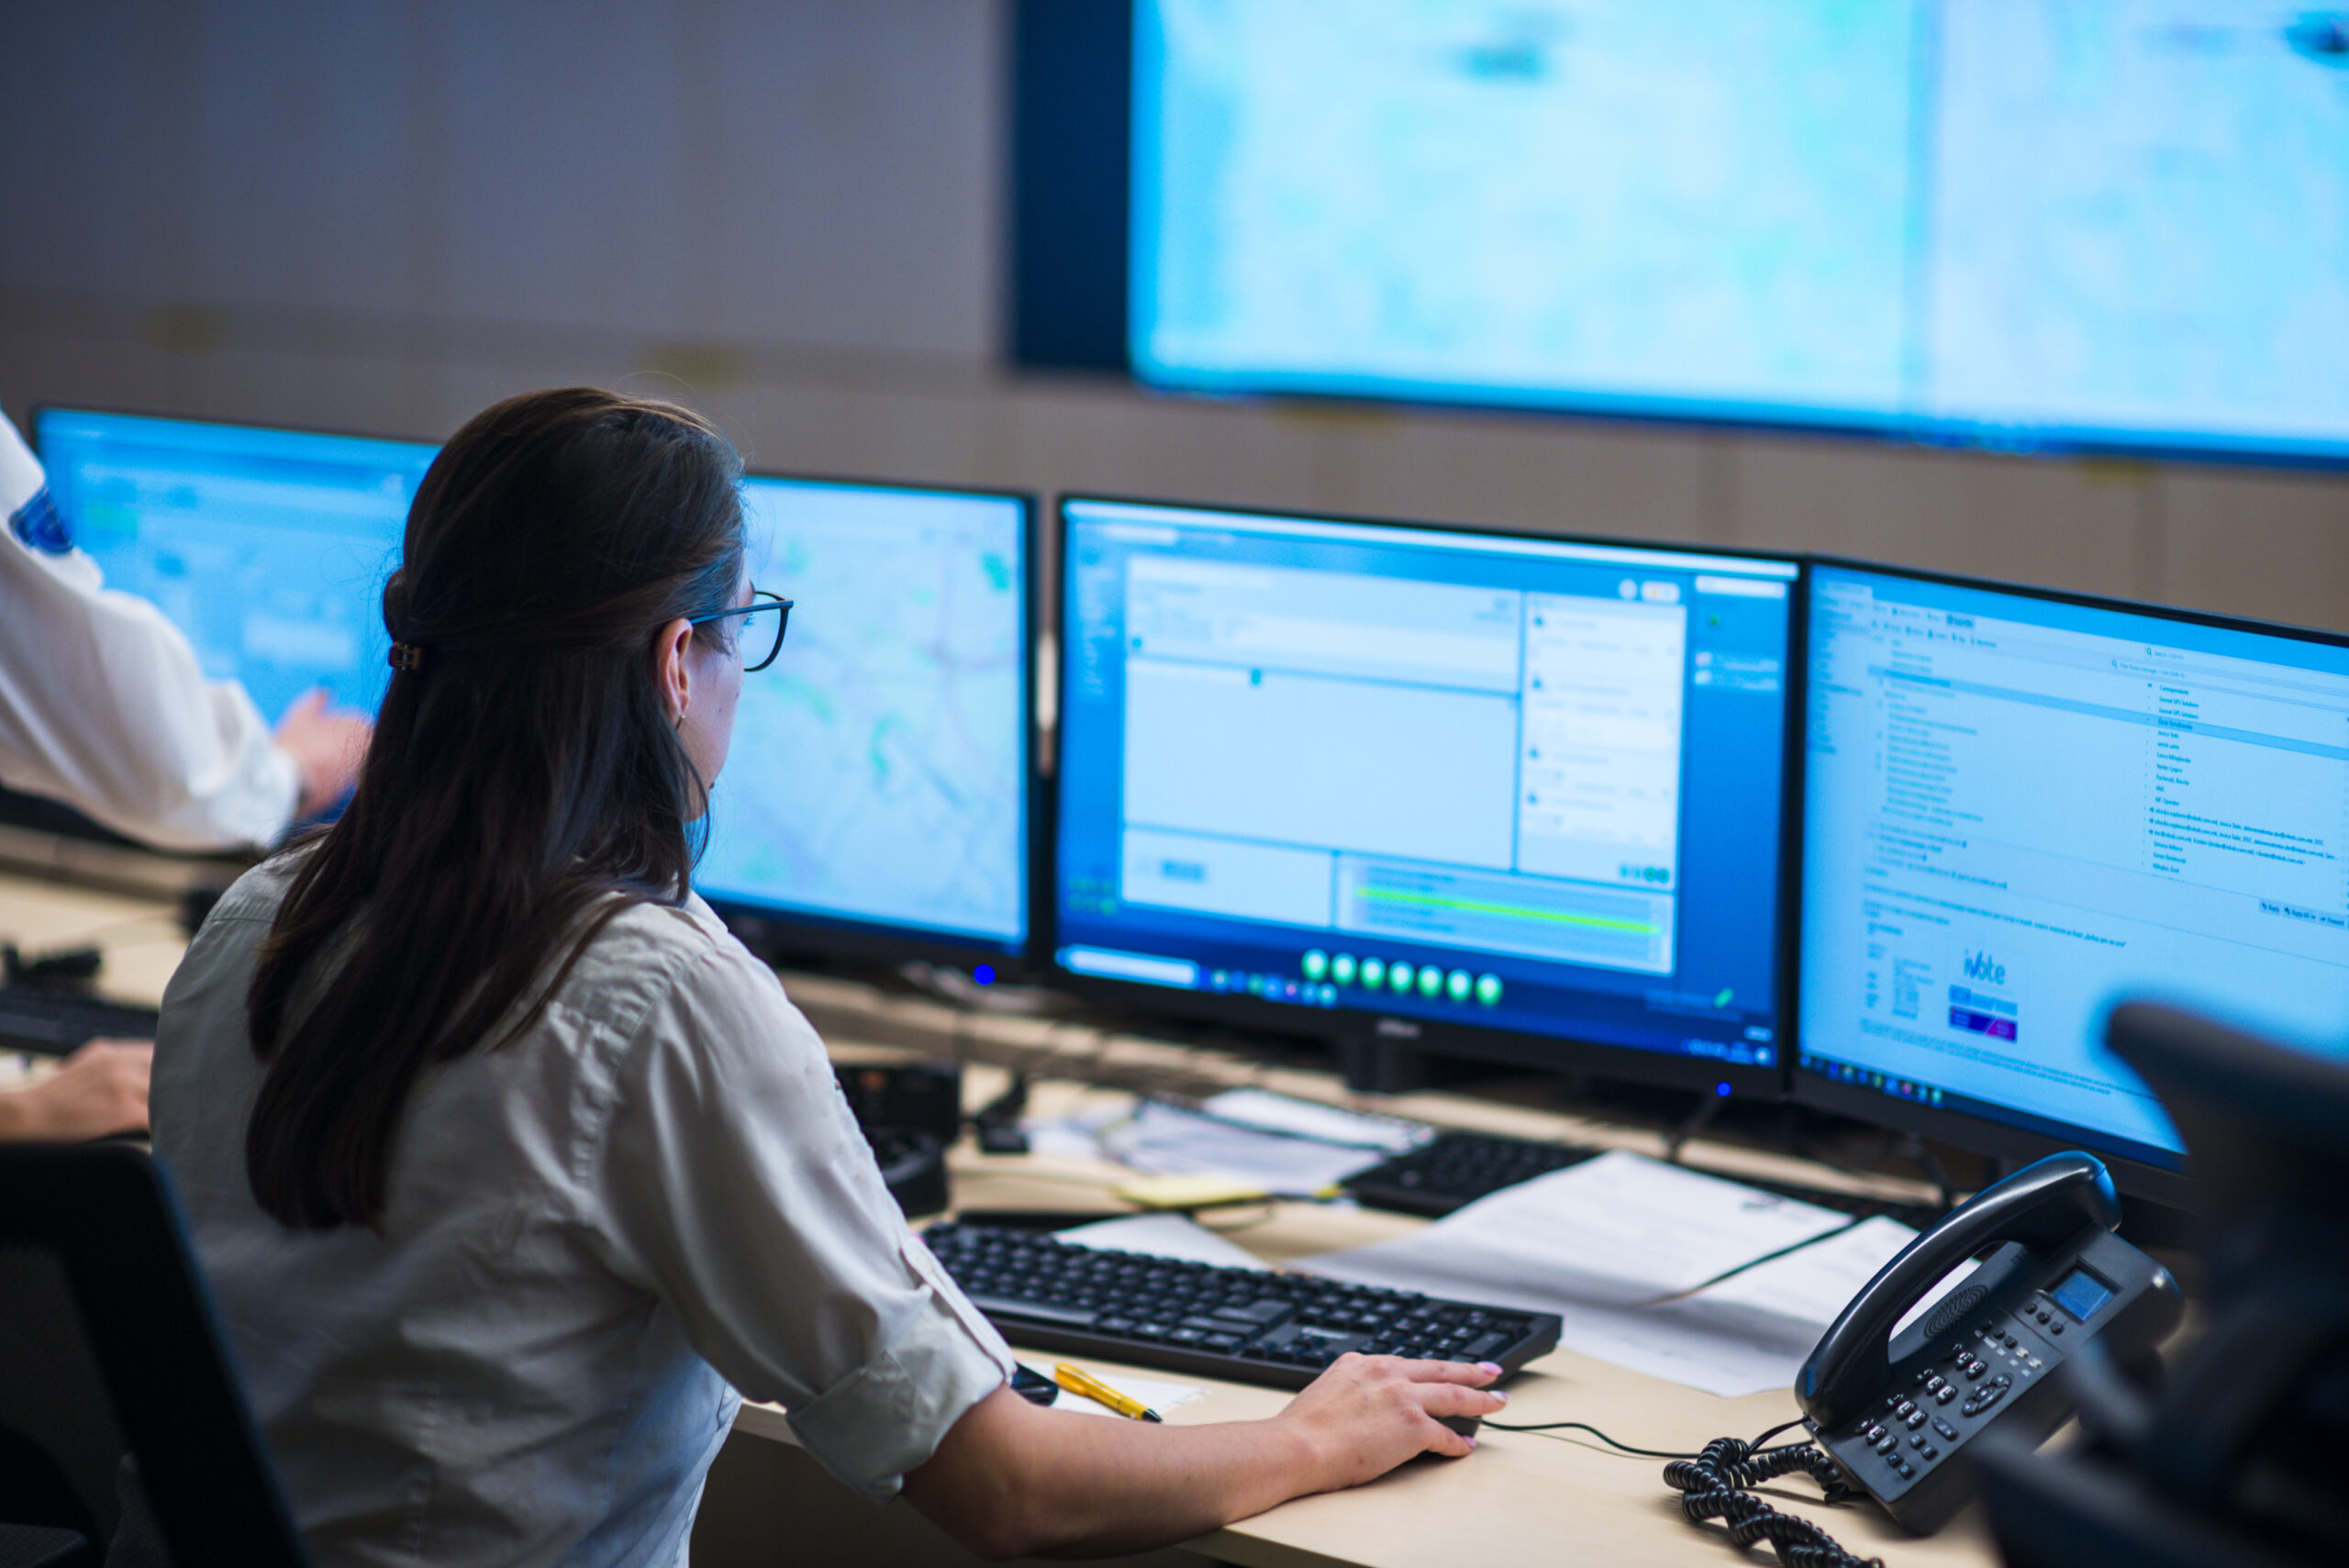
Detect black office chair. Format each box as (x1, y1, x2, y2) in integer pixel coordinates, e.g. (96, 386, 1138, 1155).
(0, 1143, 311, 1568)
(1975, 1002, 2349, 1568)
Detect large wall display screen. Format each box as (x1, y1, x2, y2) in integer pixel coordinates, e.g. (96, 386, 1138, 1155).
(1132, 1, 2349, 463)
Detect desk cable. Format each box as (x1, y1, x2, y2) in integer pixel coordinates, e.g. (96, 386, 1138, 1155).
(1484, 1417, 1883, 1568)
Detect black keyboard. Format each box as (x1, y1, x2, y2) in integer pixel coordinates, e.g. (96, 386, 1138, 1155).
(923, 1221, 1562, 1390)
(1342, 1130, 1951, 1232)
(0, 986, 160, 1056)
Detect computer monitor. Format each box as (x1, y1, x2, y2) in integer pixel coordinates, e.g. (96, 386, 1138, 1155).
(1055, 496, 1800, 1094)
(34, 407, 438, 726)
(1798, 562, 2349, 1205)
(692, 474, 1037, 969)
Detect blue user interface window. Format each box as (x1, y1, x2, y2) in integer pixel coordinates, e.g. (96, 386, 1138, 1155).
(35, 408, 437, 725)
(1801, 566, 2349, 1168)
(1058, 500, 1798, 1067)
(695, 477, 1030, 953)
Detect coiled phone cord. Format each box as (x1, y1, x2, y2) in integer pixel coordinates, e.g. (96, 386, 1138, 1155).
(1663, 1434, 1880, 1568)
(1486, 1416, 1881, 1568)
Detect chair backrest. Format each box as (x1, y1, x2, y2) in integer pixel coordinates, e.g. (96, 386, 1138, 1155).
(0, 1144, 310, 1568)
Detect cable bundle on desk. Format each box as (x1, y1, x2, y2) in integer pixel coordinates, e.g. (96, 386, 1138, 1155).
(1664, 1434, 1879, 1568)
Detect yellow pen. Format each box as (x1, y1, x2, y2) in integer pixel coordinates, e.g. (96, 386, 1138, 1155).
(1052, 1361, 1163, 1422)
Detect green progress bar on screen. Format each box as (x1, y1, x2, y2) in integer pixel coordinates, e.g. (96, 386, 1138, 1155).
(1358, 886, 1657, 936)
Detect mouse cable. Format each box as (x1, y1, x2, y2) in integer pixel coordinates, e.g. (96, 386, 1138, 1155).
(1486, 1418, 1881, 1568)
(1481, 1414, 1805, 1459)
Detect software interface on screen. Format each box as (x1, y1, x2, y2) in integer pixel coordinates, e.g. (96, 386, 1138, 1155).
(1802, 567, 2349, 1168)
(694, 478, 1030, 953)
(35, 409, 438, 726)
(1133, 0, 2349, 461)
(1058, 500, 1798, 1068)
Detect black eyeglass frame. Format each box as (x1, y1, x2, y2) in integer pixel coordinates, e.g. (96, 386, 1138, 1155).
(689, 588, 793, 672)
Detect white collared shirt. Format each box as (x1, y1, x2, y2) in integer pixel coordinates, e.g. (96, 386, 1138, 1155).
(0, 408, 299, 850)
(151, 853, 1014, 1568)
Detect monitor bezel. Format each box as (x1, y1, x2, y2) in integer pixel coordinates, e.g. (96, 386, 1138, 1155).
(1050, 490, 1805, 1099)
(695, 467, 1048, 977)
(1791, 555, 2349, 1208)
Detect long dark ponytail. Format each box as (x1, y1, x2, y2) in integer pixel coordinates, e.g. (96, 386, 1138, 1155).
(245, 387, 745, 1229)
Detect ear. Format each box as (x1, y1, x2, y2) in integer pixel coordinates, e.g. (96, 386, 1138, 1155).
(653, 616, 696, 724)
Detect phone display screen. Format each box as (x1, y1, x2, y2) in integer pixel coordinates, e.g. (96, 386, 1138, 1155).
(2048, 1267, 2116, 1323)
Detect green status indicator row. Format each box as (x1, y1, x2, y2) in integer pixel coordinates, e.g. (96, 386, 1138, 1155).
(1302, 949, 1501, 1005)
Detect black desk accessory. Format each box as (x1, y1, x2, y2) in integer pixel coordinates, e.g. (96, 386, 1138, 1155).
(831, 1061, 958, 1218)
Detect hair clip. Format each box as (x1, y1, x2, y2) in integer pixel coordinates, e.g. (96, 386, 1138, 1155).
(388, 643, 426, 672)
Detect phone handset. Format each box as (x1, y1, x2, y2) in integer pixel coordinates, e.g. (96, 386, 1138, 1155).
(1798, 1151, 2117, 1431)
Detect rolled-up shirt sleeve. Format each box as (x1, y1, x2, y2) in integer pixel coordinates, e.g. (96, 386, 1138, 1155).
(590, 938, 1014, 1502)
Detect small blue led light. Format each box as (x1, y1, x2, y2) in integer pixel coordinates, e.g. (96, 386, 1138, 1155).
(1714, 1081, 1732, 1098)
(973, 964, 996, 986)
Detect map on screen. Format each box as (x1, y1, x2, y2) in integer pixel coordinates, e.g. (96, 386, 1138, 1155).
(1134, 0, 2349, 459)
(695, 478, 1030, 951)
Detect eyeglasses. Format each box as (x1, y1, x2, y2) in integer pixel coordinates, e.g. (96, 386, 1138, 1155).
(689, 588, 793, 673)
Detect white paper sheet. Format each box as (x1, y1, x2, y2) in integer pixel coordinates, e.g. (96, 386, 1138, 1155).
(1054, 1212, 1274, 1272)
(1607, 1217, 1921, 1394)
(1097, 1099, 1388, 1195)
(1023, 1362, 1207, 1419)
(1194, 1087, 1430, 1152)
(1297, 1151, 1916, 1396)
(1303, 1150, 1855, 1307)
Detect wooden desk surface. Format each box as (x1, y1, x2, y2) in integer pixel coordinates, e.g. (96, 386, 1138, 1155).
(727, 1071, 2001, 1568)
(0, 869, 1995, 1566)
(0, 870, 185, 1009)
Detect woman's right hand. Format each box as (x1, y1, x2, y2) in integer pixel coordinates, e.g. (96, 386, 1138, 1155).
(1274, 1353, 1509, 1490)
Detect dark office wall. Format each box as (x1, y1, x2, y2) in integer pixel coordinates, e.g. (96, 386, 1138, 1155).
(3, 0, 2345, 629)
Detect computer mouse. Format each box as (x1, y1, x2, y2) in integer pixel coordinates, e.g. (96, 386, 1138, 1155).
(1436, 1412, 1483, 1440)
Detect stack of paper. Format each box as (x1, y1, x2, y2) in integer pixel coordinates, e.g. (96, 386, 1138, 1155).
(1027, 1097, 1392, 1197)
(1299, 1150, 1921, 1396)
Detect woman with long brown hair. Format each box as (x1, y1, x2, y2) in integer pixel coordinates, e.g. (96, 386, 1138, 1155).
(150, 387, 1503, 1566)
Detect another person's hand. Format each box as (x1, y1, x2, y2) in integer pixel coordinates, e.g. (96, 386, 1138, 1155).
(0, 1039, 152, 1141)
(1273, 1353, 1503, 1485)
(275, 689, 373, 817)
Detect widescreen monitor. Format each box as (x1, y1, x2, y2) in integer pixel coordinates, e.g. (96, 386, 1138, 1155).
(34, 407, 438, 728)
(1130, 1, 2349, 465)
(693, 475, 1036, 966)
(1056, 496, 1800, 1094)
(1798, 563, 2349, 1205)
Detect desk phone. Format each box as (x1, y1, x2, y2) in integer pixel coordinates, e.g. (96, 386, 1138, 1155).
(1795, 1152, 2183, 1532)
